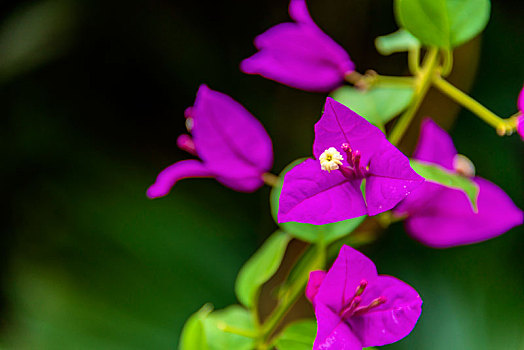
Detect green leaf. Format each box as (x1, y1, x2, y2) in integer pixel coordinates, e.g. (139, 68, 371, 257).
(331, 85, 414, 128)
(203, 305, 255, 350)
(235, 231, 291, 308)
(179, 304, 213, 350)
(179, 305, 255, 350)
(395, 0, 491, 48)
(270, 159, 365, 244)
(410, 160, 479, 210)
(273, 319, 316, 350)
(375, 28, 420, 55)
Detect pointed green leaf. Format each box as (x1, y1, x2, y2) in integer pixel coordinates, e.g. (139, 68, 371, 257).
(395, 0, 491, 48)
(331, 85, 414, 128)
(375, 28, 420, 55)
(235, 231, 291, 308)
(179, 304, 213, 350)
(410, 160, 479, 210)
(273, 319, 317, 350)
(270, 159, 365, 244)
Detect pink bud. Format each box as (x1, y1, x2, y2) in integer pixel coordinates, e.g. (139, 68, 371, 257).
(184, 107, 193, 119)
(177, 134, 197, 156)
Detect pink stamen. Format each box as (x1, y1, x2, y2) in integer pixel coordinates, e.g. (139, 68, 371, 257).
(352, 296, 387, 317)
(339, 165, 358, 180)
(177, 134, 197, 156)
(338, 143, 368, 180)
(341, 143, 352, 153)
(352, 151, 362, 177)
(339, 280, 369, 319)
(354, 279, 368, 297)
(339, 279, 387, 318)
(340, 296, 362, 319)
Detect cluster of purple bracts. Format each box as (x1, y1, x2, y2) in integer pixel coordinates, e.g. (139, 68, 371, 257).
(147, 0, 523, 348)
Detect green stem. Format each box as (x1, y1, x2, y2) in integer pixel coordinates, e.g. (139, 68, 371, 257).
(440, 49, 453, 77)
(432, 76, 514, 134)
(375, 75, 415, 87)
(346, 70, 414, 90)
(389, 47, 439, 145)
(260, 242, 326, 345)
(408, 47, 421, 75)
(252, 290, 261, 332)
(262, 173, 278, 187)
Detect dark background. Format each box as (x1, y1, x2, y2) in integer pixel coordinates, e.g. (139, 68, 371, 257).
(1, 0, 523, 349)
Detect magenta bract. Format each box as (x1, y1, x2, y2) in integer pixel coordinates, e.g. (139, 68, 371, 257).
(240, 0, 355, 92)
(395, 118, 523, 248)
(307, 245, 422, 349)
(278, 98, 423, 225)
(147, 85, 273, 198)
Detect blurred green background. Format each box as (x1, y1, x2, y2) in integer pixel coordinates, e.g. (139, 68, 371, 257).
(1, 0, 523, 349)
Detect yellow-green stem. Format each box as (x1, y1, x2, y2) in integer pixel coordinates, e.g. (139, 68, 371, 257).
(375, 75, 415, 87)
(260, 242, 326, 347)
(440, 49, 453, 77)
(432, 76, 513, 134)
(346, 70, 414, 90)
(408, 47, 421, 74)
(262, 173, 278, 187)
(389, 47, 439, 145)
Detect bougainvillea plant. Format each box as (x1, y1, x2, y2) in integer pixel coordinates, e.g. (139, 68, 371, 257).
(148, 0, 523, 348)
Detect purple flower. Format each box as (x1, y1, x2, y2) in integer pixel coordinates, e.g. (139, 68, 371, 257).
(147, 85, 273, 198)
(240, 0, 355, 92)
(306, 245, 422, 349)
(278, 98, 423, 225)
(517, 86, 524, 140)
(395, 118, 523, 248)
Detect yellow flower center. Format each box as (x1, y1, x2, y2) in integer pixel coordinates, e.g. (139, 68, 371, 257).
(319, 147, 343, 172)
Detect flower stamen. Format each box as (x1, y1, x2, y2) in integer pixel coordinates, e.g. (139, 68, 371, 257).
(339, 143, 368, 179)
(354, 279, 368, 297)
(339, 279, 387, 319)
(352, 296, 387, 317)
